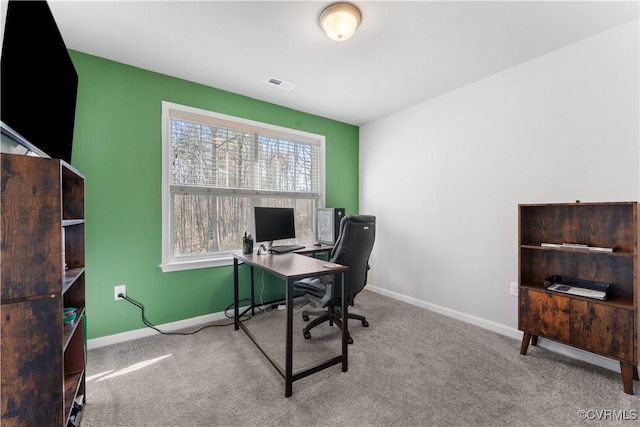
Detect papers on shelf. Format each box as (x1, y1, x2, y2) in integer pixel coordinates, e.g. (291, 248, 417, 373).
(547, 283, 607, 300)
(540, 242, 613, 252)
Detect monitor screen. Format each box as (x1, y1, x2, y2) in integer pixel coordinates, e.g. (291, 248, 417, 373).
(254, 207, 296, 245)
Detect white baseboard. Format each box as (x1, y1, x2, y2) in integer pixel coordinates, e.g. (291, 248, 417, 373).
(364, 285, 621, 374)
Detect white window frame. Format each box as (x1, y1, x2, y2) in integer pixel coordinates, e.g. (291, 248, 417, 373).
(160, 101, 326, 272)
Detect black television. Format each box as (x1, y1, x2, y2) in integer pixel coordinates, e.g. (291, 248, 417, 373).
(1, 0, 78, 163)
(254, 207, 296, 247)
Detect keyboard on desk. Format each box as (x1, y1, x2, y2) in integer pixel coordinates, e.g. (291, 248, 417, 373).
(269, 244, 305, 254)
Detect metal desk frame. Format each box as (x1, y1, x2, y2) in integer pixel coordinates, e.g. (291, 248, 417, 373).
(233, 250, 348, 397)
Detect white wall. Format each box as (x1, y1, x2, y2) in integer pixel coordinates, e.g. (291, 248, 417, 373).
(360, 21, 639, 333)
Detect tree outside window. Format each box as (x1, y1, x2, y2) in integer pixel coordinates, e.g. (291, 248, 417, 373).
(161, 102, 325, 272)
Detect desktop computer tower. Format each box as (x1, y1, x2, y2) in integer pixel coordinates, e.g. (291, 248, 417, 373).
(316, 208, 345, 245)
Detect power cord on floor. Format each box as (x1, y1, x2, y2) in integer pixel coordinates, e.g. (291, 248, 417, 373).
(119, 293, 250, 336)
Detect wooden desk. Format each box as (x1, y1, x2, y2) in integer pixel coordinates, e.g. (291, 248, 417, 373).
(233, 251, 348, 397)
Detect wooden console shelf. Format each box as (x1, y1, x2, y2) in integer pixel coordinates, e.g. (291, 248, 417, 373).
(1, 154, 87, 426)
(518, 202, 639, 394)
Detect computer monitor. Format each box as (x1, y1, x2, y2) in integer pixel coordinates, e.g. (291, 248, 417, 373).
(254, 207, 296, 247)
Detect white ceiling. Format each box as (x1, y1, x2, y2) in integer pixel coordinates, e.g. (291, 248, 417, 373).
(25, 1, 640, 125)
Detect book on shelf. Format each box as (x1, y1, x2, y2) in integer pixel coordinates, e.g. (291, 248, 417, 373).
(544, 275, 609, 300)
(547, 283, 607, 300)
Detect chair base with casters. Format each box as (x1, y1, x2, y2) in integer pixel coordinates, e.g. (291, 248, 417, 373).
(301, 305, 369, 345)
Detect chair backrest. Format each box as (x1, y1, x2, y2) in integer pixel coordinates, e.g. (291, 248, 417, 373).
(329, 215, 376, 304)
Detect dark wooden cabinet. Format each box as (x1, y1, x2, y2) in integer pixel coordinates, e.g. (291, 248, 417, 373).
(518, 202, 639, 394)
(1, 154, 86, 426)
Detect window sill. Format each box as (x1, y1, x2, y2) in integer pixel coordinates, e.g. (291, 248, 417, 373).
(160, 255, 233, 272)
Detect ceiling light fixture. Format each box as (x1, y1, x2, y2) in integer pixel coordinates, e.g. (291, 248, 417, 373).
(319, 3, 361, 42)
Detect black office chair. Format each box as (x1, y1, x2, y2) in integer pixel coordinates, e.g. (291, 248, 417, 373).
(293, 215, 376, 344)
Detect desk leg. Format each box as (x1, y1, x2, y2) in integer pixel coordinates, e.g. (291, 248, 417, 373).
(340, 271, 348, 372)
(233, 257, 239, 331)
(285, 278, 294, 397)
(250, 266, 255, 315)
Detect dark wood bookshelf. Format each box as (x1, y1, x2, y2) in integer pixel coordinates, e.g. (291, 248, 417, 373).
(518, 202, 639, 394)
(1, 154, 87, 426)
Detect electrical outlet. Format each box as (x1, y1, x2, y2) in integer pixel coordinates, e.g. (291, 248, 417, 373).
(114, 285, 126, 301)
(510, 282, 519, 297)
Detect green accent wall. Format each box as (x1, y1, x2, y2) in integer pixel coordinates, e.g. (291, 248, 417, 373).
(68, 51, 359, 339)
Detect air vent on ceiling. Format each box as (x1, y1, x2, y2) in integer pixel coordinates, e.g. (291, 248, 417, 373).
(266, 76, 296, 91)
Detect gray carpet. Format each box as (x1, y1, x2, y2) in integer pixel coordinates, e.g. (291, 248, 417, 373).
(82, 290, 639, 426)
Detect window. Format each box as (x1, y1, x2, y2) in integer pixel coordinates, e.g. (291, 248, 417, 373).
(161, 102, 325, 271)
